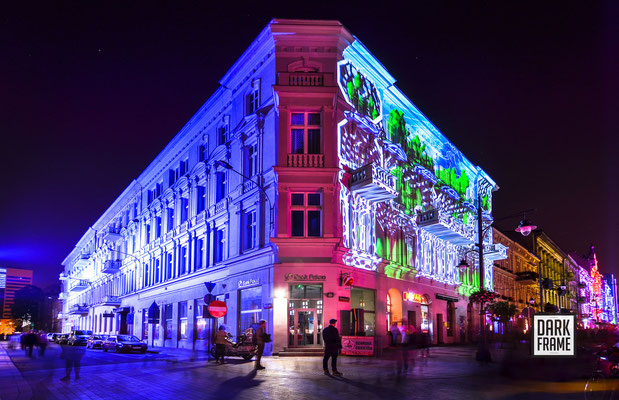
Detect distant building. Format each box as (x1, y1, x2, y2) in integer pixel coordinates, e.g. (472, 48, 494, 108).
(0, 267, 34, 319)
(59, 19, 505, 353)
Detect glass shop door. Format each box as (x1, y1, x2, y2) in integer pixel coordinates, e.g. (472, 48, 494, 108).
(292, 308, 318, 347)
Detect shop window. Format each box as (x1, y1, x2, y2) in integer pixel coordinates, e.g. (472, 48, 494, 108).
(216, 294, 227, 329)
(164, 304, 173, 340)
(195, 299, 207, 340)
(239, 286, 262, 335)
(290, 192, 322, 237)
(350, 288, 376, 336)
(142, 309, 148, 340)
(178, 301, 188, 340)
(290, 112, 321, 154)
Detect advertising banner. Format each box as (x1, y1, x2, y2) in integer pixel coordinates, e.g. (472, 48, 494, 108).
(341, 336, 374, 356)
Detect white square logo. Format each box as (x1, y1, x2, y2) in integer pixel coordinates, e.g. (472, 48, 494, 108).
(532, 314, 576, 357)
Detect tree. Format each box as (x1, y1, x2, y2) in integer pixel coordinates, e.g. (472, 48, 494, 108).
(488, 301, 517, 324)
(11, 285, 44, 331)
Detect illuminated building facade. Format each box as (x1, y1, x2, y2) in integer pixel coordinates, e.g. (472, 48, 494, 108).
(60, 19, 505, 353)
(0, 267, 33, 334)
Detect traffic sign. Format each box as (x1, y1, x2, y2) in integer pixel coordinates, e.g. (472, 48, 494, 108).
(204, 281, 216, 293)
(208, 300, 227, 318)
(204, 293, 215, 305)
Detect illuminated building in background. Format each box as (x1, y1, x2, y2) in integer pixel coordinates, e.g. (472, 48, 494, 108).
(0, 267, 34, 332)
(602, 274, 617, 324)
(59, 19, 506, 352)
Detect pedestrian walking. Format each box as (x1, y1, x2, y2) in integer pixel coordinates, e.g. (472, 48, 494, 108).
(20, 333, 26, 353)
(214, 326, 228, 364)
(323, 318, 343, 376)
(38, 331, 48, 357)
(254, 320, 268, 370)
(26, 331, 37, 358)
(60, 343, 85, 382)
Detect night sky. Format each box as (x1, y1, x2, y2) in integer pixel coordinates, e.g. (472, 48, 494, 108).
(2, 2, 618, 289)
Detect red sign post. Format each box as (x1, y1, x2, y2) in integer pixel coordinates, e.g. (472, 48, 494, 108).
(208, 300, 228, 318)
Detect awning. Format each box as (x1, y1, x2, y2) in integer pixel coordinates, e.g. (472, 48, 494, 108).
(435, 293, 459, 302)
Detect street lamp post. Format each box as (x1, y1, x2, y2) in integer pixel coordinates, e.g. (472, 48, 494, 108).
(458, 205, 537, 363)
(215, 160, 274, 234)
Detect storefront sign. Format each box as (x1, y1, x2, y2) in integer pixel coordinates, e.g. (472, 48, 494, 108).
(341, 336, 374, 356)
(338, 296, 350, 302)
(532, 314, 575, 357)
(403, 292, 425, 304)
(238, 278, 259, 289)
(285, 273, 326, 281)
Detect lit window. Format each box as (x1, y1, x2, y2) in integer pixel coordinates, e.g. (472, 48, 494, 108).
(290, 112, 321, 154)
(214, 228, 225, 263)
(243, 143, 258, 178)
(290, 192, 322, 237)
(179, 301, 188, 340)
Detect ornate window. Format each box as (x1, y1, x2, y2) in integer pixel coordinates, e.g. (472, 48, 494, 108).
(290, 112, 321, 155)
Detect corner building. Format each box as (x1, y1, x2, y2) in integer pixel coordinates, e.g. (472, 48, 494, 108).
(59, 20, 504, 354)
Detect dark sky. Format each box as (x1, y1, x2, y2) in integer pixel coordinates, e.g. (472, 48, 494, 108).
(1, 1, 618, 289)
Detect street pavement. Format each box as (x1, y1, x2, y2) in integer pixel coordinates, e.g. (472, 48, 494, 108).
(0, 342, 604, 400)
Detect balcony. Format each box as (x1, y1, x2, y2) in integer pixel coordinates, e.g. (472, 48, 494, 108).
(103, 228, 122, 243)
(277, 72, 333, 87)
(485, 243, 508, 261)
(417, 208, 475, 245)
(515, 271, 540, 283)
(69, 279, 89, 292)
(74, 254, 90, 268)
(57, 312, 67, 319)
(349, 163, 397, 203)
(287, 153, 324, 168)
(215, 198, 228, 215)
(58, 293, 67, 300)
(59, 272, 68, 281)
(100, 296, 121, 306)
(102, 260, 121, 274)
(68, 304, 89, 315)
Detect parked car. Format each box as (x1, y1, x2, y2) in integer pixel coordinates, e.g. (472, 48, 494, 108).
(102, 335, 147, 353)
(46, 333, 55, 342)
(86, 334, 108, 349)
(56, 334, 69, 345)
(50, 333, 63, 342)
(67, 330, 93, 346)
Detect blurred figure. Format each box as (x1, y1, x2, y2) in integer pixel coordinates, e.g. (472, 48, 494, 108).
(20, 333, 26, 353)
(214, 325, 227, 364)
(254, 320, 267, 370)
(38, 331, 48, 356)
(60, 344, 85, 382)
(419, 331, 431, 359)
(390, 322, 401, 347)
(26, 331, 37, 358)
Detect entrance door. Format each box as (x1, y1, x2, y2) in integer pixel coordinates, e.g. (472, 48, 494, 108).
(437, 313, 444, 344)
(292, 309, 318, 347)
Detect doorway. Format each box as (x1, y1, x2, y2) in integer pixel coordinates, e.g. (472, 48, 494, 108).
(437, 313, 444, 344)
(291, 309, 318, 347)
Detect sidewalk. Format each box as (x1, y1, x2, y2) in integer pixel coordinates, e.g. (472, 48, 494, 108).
(0, 342, 32, 400)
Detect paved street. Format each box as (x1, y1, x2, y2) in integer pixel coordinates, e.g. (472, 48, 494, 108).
(0, 342, 603, 400)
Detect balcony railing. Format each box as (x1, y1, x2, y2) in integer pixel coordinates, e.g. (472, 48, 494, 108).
(102, 260, 121, 274)
(277, 72, 333, 87)
(215, 198, 228, 214)
(287, 153, 324, 168)
(349, 163, 397, 203)
(74, 253, 90, 268)
(59, 272, 68, 281)
(485, 243, 507, 261)
(417, 208, 475, 245)
(58, 293, 67, 300)
(68, 304, 89, 315)
(103, 228, 122, 243)
(69, 279, 89, 292)
(101, 295, 121, 306)
(515, 271, 540, 283)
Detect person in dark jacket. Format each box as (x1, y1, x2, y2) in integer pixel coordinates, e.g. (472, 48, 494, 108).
(255, 320, 267, 370)
(323, 318, 342, 376)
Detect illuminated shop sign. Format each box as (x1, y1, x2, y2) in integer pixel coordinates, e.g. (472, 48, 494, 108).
(403, 292, 425, 304)
(532, 314, 575, 357)
(238, 278, 259, 289)
(284, 273, 326, 281)
(341, 336, 374, 356)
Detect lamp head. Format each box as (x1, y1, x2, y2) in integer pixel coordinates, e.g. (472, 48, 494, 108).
(457, 259, 469, 272)
(515, 218, 537, 237)
(529, 297, 535, 305)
